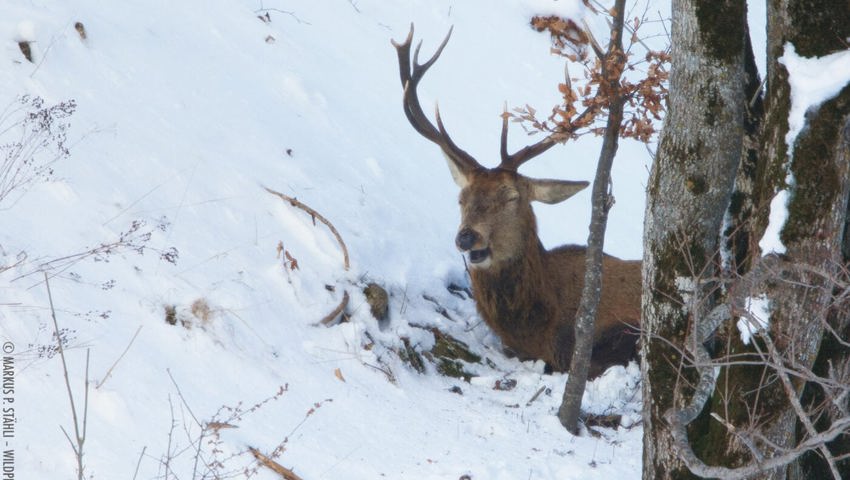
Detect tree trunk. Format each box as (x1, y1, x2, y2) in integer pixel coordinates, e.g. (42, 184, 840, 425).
(754, 3, 850, 478)
(641, 1, 748, 478)
(643, 0, 850, 478)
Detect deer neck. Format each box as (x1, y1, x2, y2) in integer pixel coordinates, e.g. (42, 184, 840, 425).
(469, 237, 551, 332)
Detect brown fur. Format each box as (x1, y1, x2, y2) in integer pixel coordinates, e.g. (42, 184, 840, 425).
(459, 170, 641, 378)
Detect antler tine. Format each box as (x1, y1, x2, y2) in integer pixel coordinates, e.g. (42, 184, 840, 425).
(497, 100, 559, 171)
(412, 26, 453, 74)
(498, 127, 559, 172)
(434, 103, 476, 164)
(390, 23, 416, 87)
(500, 103, 510, 164)
(392, 24, 482, 174)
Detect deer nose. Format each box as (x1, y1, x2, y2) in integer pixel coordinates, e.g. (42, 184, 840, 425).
(456, 228, 480, 251)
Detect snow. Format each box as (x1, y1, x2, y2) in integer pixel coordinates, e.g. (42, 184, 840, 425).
(0, 1, 653, 479)
(780, 43, 850, 150)
(758, 190, 789, 255)
(757, 44, 850, 255)
(747, 0, 767, 81)
(737, 295, 770, 345)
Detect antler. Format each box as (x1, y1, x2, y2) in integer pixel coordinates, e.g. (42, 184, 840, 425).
(393, 24, 559, 174)
(392, 24, 482, 175)
(498, 108, 559, 171)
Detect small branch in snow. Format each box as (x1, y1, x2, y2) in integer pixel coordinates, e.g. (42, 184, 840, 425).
(254, 5, 311, 25)
(250, 447, 305, 480)
(265, 186, 349, 271)
(317, 291, 349, 327)
(527, 385, 548, 406)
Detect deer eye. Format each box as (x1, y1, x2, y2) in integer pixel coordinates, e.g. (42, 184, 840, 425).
(499, 189, 520, 204)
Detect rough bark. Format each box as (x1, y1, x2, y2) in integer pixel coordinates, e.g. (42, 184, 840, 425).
(641, 0, 748, 478)
(780, 87, 850, 480)
(750, 1, 850, 478)
(688, 20, 768, 475)
(643, 0, 850, 478)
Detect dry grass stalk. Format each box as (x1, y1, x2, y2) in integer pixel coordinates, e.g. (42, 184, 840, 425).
(96, 325, 143, 389)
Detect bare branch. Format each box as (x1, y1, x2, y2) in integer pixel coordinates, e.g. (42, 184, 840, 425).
(95, 325, 142, 389)
(265, 186, 349, 271)
(250, 447, 305, 480)
(317, 291, 350, 327)
(46, 272, 88, 480)
(662, 253, 850, 478)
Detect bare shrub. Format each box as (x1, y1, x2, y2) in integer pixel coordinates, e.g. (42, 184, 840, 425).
(0, 95, 76, 207)
(152, 375, 328, 480)
(663, 253, 850, 479)
(190, 298, 212, 324)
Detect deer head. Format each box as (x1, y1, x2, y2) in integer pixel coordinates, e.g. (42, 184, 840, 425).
(392, 25, 588, 269)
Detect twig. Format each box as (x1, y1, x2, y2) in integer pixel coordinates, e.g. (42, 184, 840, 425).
(709, 412, 763, 463)
(748, 75, 768, 110)
(29, 23, 67, 78)
(662, 253, 850, 479)
(82, 348, 89, 448)
(249, 447, 305, 480)
(165, 368, 206, 478)
(164, 396, 176, 479)
(46, 272, 88, 480)
(759, 327, 843, 479)
(362, 361, 396, 383)
(132, 446, 147, 480)
(265, 186, 349, 271)
(95, 325, 142, 389)
(317, 291, 350, 326)
(268, 186, 352, 328)
(526, 385, 547, 406)
(254, 6, 311, 24)
(165, 368, 202, 427)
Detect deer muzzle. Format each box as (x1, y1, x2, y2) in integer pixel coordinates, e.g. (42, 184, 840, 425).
(456, 228, 490, 265)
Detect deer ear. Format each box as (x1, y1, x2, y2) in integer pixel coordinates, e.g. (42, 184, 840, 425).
(442, 152, 471, 188)
(529, 179, 589, 204)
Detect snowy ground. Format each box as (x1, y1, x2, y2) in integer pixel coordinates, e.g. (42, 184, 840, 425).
(0, 1, 657, 479)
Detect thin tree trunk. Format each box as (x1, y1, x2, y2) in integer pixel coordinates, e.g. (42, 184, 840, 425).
(558, 0, 627, 434)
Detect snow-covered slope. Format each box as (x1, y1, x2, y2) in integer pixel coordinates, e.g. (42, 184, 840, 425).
(1, 1, 651, 478)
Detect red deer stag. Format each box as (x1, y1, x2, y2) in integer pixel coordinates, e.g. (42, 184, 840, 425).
(392, 25, 641, 378)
